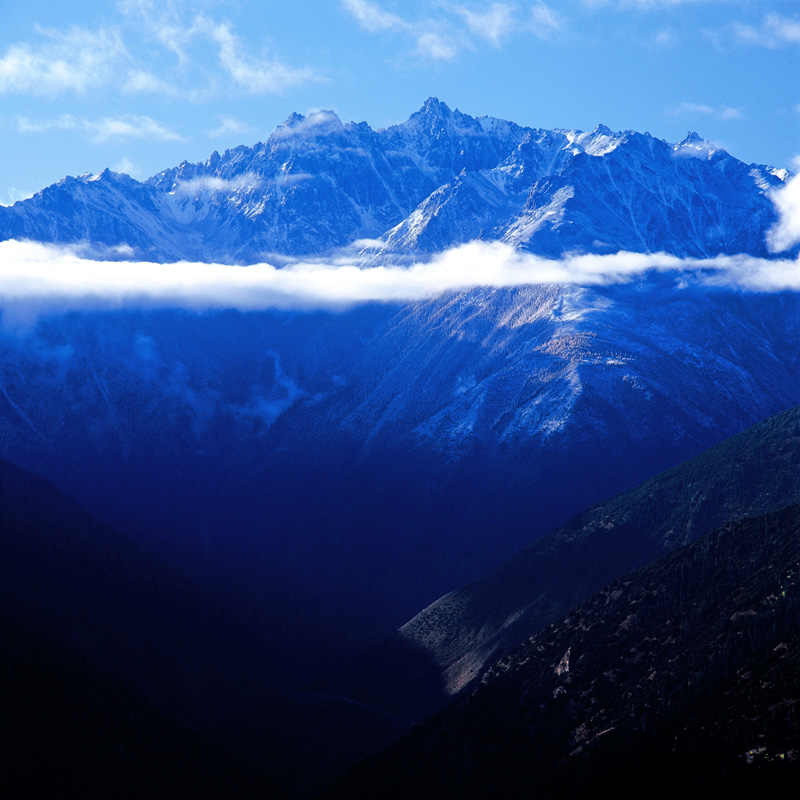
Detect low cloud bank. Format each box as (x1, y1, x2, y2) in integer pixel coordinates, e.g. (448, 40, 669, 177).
(0, 239, 799, 328)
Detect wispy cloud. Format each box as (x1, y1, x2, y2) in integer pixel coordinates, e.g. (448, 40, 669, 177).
(3, 188, 36, 206)
(112, 157, 139, 177)
(173, 174, 264, 195)
(653, 28, 677, 47)
(583, 0, 715, 9)
(17, 114, 184, 143)
(341, 0, 562, 61)
(196, 16, 322, 94)
(733, 13, 800, 48)
(207, 115, 255, 139)
(0, 26, 127, 96)
(341, 0, 407, 33)
(666, 101, 743, 120)
(121, 69, 176, 95)
(118, 0, 202, 65)
(341, 0, 460, 61)
(92, 115, 185, 143)
(528, 1, 564, 39)
(446, 3, 516, 47)
(1, 2, 320, 100)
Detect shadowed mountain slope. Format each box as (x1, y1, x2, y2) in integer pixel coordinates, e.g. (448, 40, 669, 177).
(0, 458, 290, 728)
(2, 289, 799, 670)
(0, 613, 280, 799)
(335, 404, 800, 720)
(335, 504, 800, 799)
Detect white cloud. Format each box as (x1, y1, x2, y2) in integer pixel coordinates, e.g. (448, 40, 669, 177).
(734, 14, 800, 48)
(0, 26, 127, 95)
(121, 1, 324, 96)
(207, 115, 256, 139)
(3, 188, 36, 206)
(0, 239, 798, 330)
(446, 2, 561, 46)
(271, 109, 345, 140)
(653, 28, 677, 47)
(528, 1, 564, 39)
(341, 0, 407, 32)
(767, 167, 800, 253)
(720, 106, 743, 120)
(17, 114, 184, 143)
(341, 0, 460, 61)
(118, 0, 197, 65)
(94, 115, 184, 143)
(341, 0, 561, 61)
(197, 17, 321, 93)
(583, 0, 714, 8)
(122, 69, 176, 94)
(448, 3, 516, 47)
(112, 157, 139, 177)
(173, 174, 264, 195)
(666, 101, 743, 120)
(415, 29, 460, 60)
(0, 4, 318, 100)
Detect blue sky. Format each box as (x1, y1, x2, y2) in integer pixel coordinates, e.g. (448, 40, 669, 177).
(0, 0, 797, 205)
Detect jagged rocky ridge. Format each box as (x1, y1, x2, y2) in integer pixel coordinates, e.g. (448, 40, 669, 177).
(0, 98, 789, 262)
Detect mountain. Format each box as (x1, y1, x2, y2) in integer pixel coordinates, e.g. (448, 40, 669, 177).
(0, 98, 789, 262)
(335, 504, 800, 799)
(0, 457, 291, 728)
(2, 98, 799, 796)
(333, 404, 800, 721)
(0, 613, 279, 799)
(2, 287, 799, 675)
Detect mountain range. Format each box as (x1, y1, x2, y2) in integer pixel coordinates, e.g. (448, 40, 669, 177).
(1, 99, 798, 795)
(0, 98, 790, 262)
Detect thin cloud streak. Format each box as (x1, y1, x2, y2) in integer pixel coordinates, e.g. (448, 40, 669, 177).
(0, 240, 798, 330)
(195, 16, 321, 94)
(666, 101, 743, 120)
(17, 114, 184, 144)
(1, 4, 320, 100)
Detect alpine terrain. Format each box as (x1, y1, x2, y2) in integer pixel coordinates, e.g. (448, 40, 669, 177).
(0, 99, 798, 795)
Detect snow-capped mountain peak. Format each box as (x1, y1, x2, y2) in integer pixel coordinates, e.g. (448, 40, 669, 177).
(0, 100, 788, 263)
(673, 130, 719, 159)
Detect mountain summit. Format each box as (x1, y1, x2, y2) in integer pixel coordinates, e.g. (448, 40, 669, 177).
(0, 100, 788, 263)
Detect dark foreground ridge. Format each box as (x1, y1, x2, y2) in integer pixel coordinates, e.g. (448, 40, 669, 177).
(333, 404, 800, 721)
(335, 504, 800, 799)
(0, 613, 281, 799)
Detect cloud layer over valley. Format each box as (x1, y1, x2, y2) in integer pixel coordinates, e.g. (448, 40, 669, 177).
(0, 240, 797, 328)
